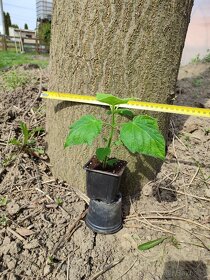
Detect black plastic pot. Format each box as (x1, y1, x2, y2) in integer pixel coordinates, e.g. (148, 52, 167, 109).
(84, 158, 127, 203)
(86, 194, 122, 234)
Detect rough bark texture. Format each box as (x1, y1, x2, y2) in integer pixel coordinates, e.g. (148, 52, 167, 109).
(47, 0, 193, 195)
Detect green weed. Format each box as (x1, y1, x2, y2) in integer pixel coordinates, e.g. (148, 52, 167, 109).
(0, 215, 7, 226)
(0, 197, 8, 206)
(1, 154, 16, 167)
(3, 70, 29, 90)
(9, 122, 45, 156)
(191, 54, 201, 64)
(192, 77, 202, 87)
(204, 128, 210, 136)
(55, 197, 63, 206)
(202, 50, 210, 63)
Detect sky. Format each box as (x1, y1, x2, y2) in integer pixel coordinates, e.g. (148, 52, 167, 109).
(0, 0, 209, 64)
(182, 0, 210, 64)
(0, 0, 36, 30)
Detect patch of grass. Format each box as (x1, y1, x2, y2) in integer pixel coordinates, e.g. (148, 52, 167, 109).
(3, 70, 29, 90)
(191, 54, 201, 64)
(0, 50, 48, 69)
(192, 77, 202, 87)
(202, 52, 210, 63)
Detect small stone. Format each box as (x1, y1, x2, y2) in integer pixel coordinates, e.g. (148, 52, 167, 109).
(142, 183, 153, 196)
(24, 239, 39, 249)
(3, 236, 11, 245)
(205, 189, 210, 198)
(25, 269, 32, 276)
(7, 202, 20, 215)
(4, 256, 17, 270)
(43, 264, 52, 276)
(8, 273, 19, 280)
(191, 130, 203, 140)
(31, 264, 39, 272)
(184, 123, 198, 133)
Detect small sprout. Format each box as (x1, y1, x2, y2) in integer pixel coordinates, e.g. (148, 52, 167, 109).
(0, 215, 8, 226)
(47, 256, 55, 265)
(191, 54, 201, 64)
(204, 128, 210, 136)
(9, 122, 45, 156)
(0, 197, 8, 207)
(2, 154, 16, 167)
(55, 197, 63, 206)
(170, 236, 181, 249)
(192, 77, 202, 87)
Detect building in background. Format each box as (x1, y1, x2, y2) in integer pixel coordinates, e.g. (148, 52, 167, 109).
(9, 27, 36, 42)
(36, 0, 53, 22)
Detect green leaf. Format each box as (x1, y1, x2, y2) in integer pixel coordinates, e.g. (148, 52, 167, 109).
(33, 147, 45, 155)
(113, 139, 123, 146)
(0, 215, 7, 226)
(55, 197, 63, 206)
(107, 158, 118, 166)
(20, 122, 29, 145)
(103, 137, 108, 143)
(64, 115, 102, 148)
(138, 237, 167, 251)
(96, 147, 111, 161)
(96, 93, 134, 106)
(9, 138, 21, 146)
(27, 139, 36, 146)
(30, 126, 45, 137)
(0, 197, 8, 206)
(115, 109, 134, 118)
(170, 236, 180, 249)
(120, 115, 165, 160)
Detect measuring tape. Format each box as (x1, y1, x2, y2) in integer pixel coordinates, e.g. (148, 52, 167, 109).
(41, 91, 210, 118)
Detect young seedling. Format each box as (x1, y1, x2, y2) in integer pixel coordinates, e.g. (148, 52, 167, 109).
(55, 197, 63, 206)
(0, 215, 7, 226)
(65, 93, 165, 169)
(0, 197, 8, 207)
(3, 70, 29, 90)
(9, 122, 45, 156)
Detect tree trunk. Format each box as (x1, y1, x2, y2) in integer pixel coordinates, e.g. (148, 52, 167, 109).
(47, 0, 193, 195)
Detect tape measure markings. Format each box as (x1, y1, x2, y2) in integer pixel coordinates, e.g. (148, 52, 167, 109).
(41, 91, 210, 118)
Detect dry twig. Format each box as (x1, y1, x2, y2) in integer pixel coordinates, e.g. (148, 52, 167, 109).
(158, 186, 210, 202)
(7, 226, 25, 242)
(51, 209, 87, 257)
(130, 215, 210, 232)
(114, 258, 137, 280)
(89, 257, 124, 280)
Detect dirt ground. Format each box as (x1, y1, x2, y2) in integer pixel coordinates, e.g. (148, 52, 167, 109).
(0, 63, 210, 280)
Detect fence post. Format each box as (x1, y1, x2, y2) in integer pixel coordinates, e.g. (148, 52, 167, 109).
(35, 38, 39, 53)
(2, 35, 7, 51)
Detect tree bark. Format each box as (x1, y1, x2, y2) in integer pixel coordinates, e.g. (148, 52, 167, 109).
(47, 0, 193, 195)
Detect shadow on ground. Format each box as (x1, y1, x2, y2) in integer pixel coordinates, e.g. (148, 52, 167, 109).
(161, 261, 208, 280)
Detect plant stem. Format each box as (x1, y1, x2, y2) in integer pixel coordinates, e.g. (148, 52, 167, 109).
(103, 105, 116, 168)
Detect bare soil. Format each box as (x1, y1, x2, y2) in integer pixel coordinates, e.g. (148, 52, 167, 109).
(0, 63, 210, 280)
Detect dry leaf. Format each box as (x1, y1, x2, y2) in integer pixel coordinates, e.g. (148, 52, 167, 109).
(16, 227, 35, 237)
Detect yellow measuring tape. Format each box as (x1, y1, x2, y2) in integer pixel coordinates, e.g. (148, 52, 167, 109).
(41, 91, 210, 118)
